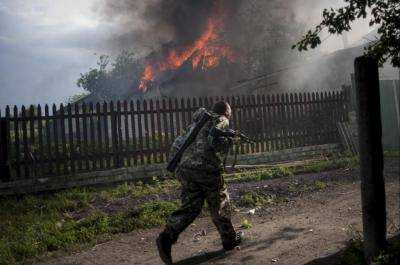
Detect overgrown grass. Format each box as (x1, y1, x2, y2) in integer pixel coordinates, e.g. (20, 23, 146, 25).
(340, 237, 400, 265)
(0, 183, 179, 265)
(227, 156, 359, 183)
(227, 166, 294, 183)
(339, 225, 400, 265)
(293, 156, 359, 174)
(0, 155, 360, 264)
(104, 177, 180, 199)
(238, 191, 274, 207)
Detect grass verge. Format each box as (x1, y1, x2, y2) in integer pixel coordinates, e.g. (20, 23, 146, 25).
(0, 185, 179, 265)
(227, 156, 359, 183)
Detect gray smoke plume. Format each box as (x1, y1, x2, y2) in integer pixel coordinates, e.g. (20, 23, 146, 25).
(98, 0, 240, 53)
(95, 0, 376, 96)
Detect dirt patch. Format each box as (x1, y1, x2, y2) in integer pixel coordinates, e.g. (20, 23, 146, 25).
(37, 158, 399, 265)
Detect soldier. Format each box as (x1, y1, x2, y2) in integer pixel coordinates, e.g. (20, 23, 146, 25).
(156, 101, 241, 264)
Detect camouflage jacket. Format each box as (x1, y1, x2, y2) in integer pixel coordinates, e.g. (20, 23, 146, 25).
(177, 108, 232, 173)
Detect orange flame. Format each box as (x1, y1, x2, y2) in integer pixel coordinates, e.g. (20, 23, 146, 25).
(138, 5, 235, 92)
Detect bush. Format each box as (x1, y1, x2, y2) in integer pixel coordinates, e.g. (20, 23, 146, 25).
(239, 192, 269, 207)
(136, 200, 179, 228)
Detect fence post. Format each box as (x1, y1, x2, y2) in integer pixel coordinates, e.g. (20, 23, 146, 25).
(0, 118, 11, 182)
(354, 56, 387, 263)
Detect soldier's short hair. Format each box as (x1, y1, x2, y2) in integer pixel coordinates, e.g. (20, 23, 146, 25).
(212, 101, 230, 115)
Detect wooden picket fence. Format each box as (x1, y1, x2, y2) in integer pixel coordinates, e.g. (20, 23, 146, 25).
(0, 90, 349, 182)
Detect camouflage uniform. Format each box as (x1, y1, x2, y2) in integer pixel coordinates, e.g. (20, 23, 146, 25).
(162, 110, 237, 248)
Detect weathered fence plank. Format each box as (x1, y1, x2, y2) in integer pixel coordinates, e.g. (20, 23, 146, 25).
(155, 99, 163, 163)
(75, 104, 82, 171)
(89, 103, 96, 171)
(0, 109, 11, 182)
(12, 106, 21, 179)
(123, 101, 130, 167)
(81, 103, 89, 171)
(103, 102, 111, 168)
(37, 105, 44, 177)
(96, 102, 104, 170)
(149, 100, 157, 164)
(136, 100, 144, 165)
(116, 101, 123, 168)
(161, 99, 169, 160)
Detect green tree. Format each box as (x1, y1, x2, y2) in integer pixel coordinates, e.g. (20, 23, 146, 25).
(77, 54, 110, 95)
(66, 92, 90, 104)
(293, 0, 400, 67)
(76, 51, 142, 100)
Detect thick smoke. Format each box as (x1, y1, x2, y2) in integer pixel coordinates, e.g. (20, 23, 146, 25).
(96, 0, 377, 96)
(98, 0, 239, 53)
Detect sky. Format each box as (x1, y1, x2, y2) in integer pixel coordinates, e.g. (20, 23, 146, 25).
(0, 0, 375, 108)
(0, 0, 107, 107)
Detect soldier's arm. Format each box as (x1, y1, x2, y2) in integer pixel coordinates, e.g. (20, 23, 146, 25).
(208, 116, 233, 152)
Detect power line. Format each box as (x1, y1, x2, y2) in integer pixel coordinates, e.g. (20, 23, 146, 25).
(230, 34, 343, 91)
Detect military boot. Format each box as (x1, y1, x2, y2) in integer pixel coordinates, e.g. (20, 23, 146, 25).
(222, 232, 243, 251)
(156, 232, 173, 264)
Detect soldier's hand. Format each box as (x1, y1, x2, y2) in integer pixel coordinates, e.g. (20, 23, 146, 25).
(232, 136, 241, 145)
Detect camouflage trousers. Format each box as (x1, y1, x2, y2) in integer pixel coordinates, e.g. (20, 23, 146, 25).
(163, 167, 237, 246)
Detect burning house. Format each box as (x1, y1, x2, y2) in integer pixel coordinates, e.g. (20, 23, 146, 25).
(83, 0, 305, 101)
(135, 0, 241, 98)
(78, 0, 382, 103)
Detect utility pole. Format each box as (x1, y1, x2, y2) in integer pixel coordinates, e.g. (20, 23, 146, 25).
(398, 68, 400, 232)
(354, 56, 387, 263)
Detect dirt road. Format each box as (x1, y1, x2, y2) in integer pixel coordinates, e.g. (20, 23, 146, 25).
(39, 163, 399, 265)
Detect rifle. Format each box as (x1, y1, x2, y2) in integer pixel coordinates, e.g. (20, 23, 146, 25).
(166, 109, 215, 172)
(209, 128, 255, 144)
(212, 129, 255, 171)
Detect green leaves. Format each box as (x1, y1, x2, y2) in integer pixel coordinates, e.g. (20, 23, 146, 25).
(76, 50, 143, 100)
(293, 0, 400, 67)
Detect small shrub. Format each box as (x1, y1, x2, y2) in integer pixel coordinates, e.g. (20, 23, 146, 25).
(54, 187, 94, 211)
(77, 211, 110, 235)
(314, 180, 327, 190)
(0, 239, 15, 265)
(239, 192, 268, 207)
(136, 200, 179, 228)
(272, 166, 293, 178)
(109, 212, 138, 233)
(340, 239, 365, 265)
(241, 218, 252, 229)
(109, 182, 131, 198)
(372, 252, 390, 265)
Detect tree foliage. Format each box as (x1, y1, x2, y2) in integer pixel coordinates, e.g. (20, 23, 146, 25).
(66, 92, 90, 104)
(293, 0, 400, 67)
(77, 55, 109, 94)
(76, 51, 142, 100)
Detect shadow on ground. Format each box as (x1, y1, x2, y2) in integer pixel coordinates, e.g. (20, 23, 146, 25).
(241, 226, 307, 252)
(174, 249, 227, 265)
(174, 226, 307, 265)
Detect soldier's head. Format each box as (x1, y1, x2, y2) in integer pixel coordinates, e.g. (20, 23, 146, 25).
(212, 101, 232, 119)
